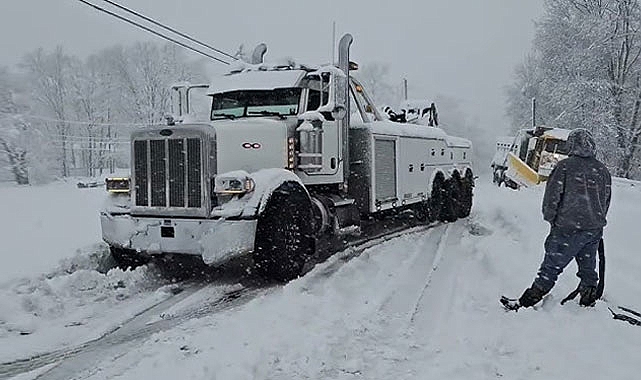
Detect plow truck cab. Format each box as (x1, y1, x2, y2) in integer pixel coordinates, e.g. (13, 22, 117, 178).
(491, 126, 570, 189)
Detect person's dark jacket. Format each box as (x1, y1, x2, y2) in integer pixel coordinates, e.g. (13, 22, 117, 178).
(542, 128, 611, 230)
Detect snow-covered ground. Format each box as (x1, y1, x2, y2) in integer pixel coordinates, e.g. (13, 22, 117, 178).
(0, 182, 105, 281)
(1, 178, 640, 379)
(0, 182, 181, 363)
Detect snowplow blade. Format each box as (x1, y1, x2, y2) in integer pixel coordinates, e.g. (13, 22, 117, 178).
(505, 152, 540, 187)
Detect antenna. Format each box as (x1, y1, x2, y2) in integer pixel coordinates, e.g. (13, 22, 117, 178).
(532, 97, 536, 128)
(403, 78, 408, 100)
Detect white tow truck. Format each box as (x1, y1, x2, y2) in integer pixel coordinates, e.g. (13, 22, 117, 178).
(101, 34, 474, 281)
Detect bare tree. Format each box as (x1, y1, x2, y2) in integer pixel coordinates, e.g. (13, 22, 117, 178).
(356, 63, 399, 107)
(99, 42, 206, 125)
(21, 47, 73, 177)
(507, 0, 641, 178)
(0, 40, 211, 182)
(0, 68, 30, 184)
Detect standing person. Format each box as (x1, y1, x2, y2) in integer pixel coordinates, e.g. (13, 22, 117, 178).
(518, 128, 611, 308)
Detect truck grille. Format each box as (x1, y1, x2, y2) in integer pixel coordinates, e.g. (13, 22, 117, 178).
(133, 138, 202, 208)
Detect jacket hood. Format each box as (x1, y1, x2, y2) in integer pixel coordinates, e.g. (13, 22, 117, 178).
(567, 128, 596, 157)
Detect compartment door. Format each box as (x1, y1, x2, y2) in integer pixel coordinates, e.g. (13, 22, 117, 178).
(374, 138, 397, 205)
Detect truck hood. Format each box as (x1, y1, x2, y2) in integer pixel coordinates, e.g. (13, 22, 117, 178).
(214, 118, 288, 173)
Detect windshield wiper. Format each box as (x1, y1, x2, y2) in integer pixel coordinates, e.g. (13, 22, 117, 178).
(213, 113, 237, 120)
(248, 110, 287, 120)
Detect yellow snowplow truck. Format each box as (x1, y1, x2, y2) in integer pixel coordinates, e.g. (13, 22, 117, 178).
(491, 126, 570, 189)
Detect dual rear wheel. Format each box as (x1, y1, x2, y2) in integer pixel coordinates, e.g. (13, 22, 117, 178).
(425, 170, 474, 223)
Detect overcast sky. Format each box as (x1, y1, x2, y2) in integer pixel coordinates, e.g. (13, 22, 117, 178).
(0, 0, 544, 134)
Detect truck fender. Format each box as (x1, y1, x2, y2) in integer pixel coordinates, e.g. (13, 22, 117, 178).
(239, 168, 310, 218)
(457, 165, 474, 179)
(447, 167, 464, 179)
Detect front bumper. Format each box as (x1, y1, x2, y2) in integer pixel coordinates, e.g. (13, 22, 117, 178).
(100, 213, 257, 265)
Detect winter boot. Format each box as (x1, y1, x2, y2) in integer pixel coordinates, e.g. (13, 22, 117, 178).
(579, 286, 598, 307)
(519, 286, 546, 308)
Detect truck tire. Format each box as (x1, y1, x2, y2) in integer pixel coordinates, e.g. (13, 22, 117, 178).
(413, 201, 430, 223)
(254, 181, 315, 282)
(109, 246, 149, 270)
(458, 170, 474, 218)
(493, 166, 506, 187)
(442, 175, 460, 223)
(428, 174, 453, 223)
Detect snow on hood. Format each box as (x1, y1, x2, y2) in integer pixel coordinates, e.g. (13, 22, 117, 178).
(208, 70, 306, 95)
(567, 128, 596, 157)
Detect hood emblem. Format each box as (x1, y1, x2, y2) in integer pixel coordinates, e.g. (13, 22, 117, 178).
(242, 142, 262, 149)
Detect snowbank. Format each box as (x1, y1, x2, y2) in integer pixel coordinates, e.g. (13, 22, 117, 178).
(0, 258, 171, 363)
(0, 181, 106, 282)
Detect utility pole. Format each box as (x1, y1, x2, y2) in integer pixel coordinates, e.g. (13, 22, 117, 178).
(531, 97, 536, 128)
(332, 21, 336, 64)
(403, 78, 408, 100)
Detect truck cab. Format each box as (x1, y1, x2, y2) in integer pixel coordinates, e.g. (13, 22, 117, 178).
(492, 126, 570, 188)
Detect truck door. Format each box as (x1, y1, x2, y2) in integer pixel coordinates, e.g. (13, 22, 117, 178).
(296, 71, 342, 183)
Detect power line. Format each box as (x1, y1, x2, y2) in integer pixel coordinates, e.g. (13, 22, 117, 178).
(49, 145, 129, 151)
(99, 0, 237, 61)
(49, 139, 129, 145)
(1, 111, 164, 127)
(77, 0, 231, 65)
(50, 138, 131, 144)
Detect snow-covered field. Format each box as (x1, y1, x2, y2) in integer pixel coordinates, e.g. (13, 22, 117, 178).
(1, 182, 105, 281)
(0, 182, 181, 363)
(1, 178, 640, 379)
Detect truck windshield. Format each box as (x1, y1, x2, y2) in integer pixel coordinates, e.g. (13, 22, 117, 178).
(210, 88, 301, 120)
(544, 139, 569, 155)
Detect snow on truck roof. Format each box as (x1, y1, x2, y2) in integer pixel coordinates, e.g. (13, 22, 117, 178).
(400, 99, 434, 110)
(207, 69, 306, 95)
(355, 122, 471, 147)
(542, 128, 571, 141)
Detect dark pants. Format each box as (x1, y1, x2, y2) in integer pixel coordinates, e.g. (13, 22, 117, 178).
(533, 226, 603, 294)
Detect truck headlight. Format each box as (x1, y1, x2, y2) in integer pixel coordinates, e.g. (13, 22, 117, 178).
(214, 175, 255, 194)
(105, 177, 130, 193)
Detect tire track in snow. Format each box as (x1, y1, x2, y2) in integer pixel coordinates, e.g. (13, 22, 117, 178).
(0, 283, 201, 379)
(372, 226, 443, 317)
(406, 221, 466, 333)
(0, 283, 270, 380)
(308, 223, 436, 282)
(34, 286, 270, 380)
(408, 224, 452, 324)
(1, 222, 439, 380)
(360, 222, 455, 332)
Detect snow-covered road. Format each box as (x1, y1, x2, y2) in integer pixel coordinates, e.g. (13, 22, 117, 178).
(1, 179, 640, 379)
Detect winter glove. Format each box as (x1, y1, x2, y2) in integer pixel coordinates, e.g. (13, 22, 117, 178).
(579, 286, 598, 307)
(519, 286, 546, 308)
